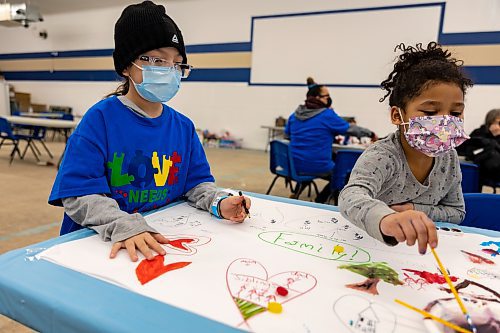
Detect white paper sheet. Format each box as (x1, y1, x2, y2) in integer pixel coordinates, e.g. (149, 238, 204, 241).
(38, 196, 500, 332)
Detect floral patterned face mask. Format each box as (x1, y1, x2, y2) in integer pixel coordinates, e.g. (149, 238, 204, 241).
(398, 108, 469, 157)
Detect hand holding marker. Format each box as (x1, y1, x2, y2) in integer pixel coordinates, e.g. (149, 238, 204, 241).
(239, 191, 250, 218)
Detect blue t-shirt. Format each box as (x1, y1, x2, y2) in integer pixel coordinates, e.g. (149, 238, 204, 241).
(49, 96, 214, 225)
(285, 108, 349, 175)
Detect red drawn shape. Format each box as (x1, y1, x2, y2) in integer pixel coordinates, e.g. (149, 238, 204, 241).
(136, 255, 191, 285)
(167, 238, 195, 251)
(403, 269, 458, 284)
(276, 286, 288, 296)
(482, 248, 500, 256)
(461, 250, 495, 265)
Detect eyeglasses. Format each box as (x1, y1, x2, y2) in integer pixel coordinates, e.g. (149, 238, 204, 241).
(137, 55, 193, 79)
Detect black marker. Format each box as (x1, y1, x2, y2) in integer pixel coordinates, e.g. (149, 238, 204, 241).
(239, 191, 250, 218)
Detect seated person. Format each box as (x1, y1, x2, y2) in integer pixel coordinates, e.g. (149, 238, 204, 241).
(345, 118, 378, 142)
(458, 108, 500, 185)
(285, 77, 350, 203)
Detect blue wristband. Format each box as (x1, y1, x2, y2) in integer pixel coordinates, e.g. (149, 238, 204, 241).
(211, 195, 229, 219)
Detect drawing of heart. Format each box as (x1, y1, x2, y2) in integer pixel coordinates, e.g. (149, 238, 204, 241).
(136, 255, 191, 285)
(163, 235, 211, 256)
(226, 258, 317, 325)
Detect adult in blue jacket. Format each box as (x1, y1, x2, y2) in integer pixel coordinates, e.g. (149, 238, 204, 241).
(285, 77, 349, 203)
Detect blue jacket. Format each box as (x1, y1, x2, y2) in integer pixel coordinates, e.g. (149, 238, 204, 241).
(285, 106, 349, 175)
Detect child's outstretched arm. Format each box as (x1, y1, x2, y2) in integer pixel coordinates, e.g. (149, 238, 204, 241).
(62, 195, 168, 261)
(339, 150, 438, 254)
(185, 182, 251, 222)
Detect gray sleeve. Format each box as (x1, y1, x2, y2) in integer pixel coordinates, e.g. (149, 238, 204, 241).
(185, 182, 230, 213)
(338, 150, 397, 244)
(62, 194, 158, 243)
(413, 171, 465, 223)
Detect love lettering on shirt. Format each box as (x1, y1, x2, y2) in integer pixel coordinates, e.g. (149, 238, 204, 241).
(107, 150, 182, 205)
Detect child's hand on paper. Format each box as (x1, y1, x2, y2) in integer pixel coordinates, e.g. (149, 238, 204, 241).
(380, 210, 438, 254)
(219, 196, 251, 222)
(110, 232, 168, 262)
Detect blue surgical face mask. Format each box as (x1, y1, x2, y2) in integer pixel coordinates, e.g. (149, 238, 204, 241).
(130, 63, 181, 103)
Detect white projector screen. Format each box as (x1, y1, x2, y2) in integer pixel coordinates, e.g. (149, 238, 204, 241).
(250, 5, 442, 86)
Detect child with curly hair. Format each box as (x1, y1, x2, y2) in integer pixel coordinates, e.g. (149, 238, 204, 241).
(339, 42, 473, 254)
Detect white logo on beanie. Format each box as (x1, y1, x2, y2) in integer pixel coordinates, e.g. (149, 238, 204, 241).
(172, 34, 178, 43)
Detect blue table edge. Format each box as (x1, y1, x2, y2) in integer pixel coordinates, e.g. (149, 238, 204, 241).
(0, 192, 498, 332)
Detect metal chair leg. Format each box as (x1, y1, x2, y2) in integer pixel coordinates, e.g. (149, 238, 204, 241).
(266, 175, 280, 195)
(291, 182, 307, 199)
(39, 140, 54, 159)
(312, 181, 320, 197)
(9, 141, 21, 165)
(31, 141, 42, 156)
(21, 139, 40, 162)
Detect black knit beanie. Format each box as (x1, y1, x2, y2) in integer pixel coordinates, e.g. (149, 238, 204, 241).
(113, 1, 187, 76)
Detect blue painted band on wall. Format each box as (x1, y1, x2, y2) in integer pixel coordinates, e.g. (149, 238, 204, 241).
(439, 31, 500, 45)
(0, 49, 114, 60)
(251, 2, 445, 20)
(2, 70, 121, 81)
(248, 82, 380, 88)
(0, 42, 252, 60)
(186, 42, 252, 53)
(3, 67, 498, 85)
(185, 68, 251, 82)
(2, 68, 251, 83)
(463, 66, 500, 85)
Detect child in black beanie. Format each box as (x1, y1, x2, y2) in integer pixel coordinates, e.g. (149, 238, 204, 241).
(49, 1, 251, 262)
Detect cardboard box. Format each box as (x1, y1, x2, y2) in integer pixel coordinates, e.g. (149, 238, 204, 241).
(14, 92, 31, 112)
(31, 103, 47, 112)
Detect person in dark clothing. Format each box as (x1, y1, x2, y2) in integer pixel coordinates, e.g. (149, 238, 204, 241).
(458, 108, 500, 186)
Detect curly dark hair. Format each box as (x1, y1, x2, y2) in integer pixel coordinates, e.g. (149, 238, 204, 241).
(379, 42, 473, 108)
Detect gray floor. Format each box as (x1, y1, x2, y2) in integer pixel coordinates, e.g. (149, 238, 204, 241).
(0, 139, 326, 332)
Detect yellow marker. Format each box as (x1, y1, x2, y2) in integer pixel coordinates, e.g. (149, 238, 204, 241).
(333, 245, 345, 254)
(395, 299, 472, 333)
(267, 302, 283, 314)
(430, 247, 477, 333)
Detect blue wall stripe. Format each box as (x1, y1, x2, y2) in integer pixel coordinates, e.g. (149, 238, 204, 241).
(2, 68, 251, 83)
(185, 68, 250, 82)
(3, 67, 499, 84)
(0, 49, 114, 60)
(186, 42, 251, 53)
(248, 82, 380, 88)
(0, 43, 252, 60)
(438, 31, 500, 45)
(251, 2, 445, 20)
(463, 66, 500, 85)
(2, 70, 121, 81)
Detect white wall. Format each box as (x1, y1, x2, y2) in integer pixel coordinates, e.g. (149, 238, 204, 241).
(1, 0, 500, 149)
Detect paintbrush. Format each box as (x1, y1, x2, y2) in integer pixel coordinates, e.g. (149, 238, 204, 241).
(430, 247, 477, 333)
(394, 299, 472, 333)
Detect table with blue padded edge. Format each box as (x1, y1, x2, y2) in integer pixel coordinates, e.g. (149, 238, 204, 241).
(0, 193, 498, 333)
